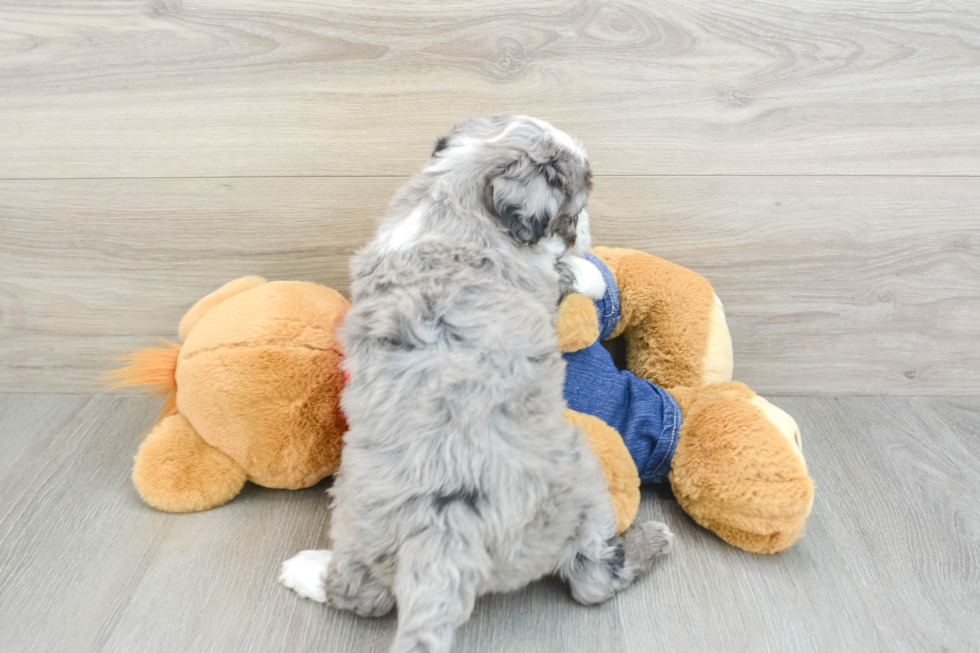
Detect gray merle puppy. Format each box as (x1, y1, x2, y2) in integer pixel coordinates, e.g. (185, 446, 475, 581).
(280, 116, 673, 653)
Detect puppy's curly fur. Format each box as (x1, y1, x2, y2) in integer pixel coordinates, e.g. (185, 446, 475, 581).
(280, 116, 672, 653)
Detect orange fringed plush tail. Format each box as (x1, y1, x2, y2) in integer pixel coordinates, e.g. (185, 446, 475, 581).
(105, 341, 182, 418)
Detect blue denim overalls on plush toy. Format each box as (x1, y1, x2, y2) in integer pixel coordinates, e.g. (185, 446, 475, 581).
(562, 254, 683, 484)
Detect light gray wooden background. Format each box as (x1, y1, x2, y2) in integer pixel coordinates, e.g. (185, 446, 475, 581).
(1, 0, 978, 395)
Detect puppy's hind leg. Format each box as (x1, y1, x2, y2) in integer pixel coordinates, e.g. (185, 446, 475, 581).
(390, 526, 488, 653)
(325, 550, 396, 617)
(558, 503, 673, 605)
(280, 548, 394, 617)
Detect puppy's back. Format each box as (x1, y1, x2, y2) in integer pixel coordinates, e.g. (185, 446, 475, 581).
(336, 238, 585, 561)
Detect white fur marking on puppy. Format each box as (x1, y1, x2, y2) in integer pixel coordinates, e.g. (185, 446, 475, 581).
(567, 256, 606, 300)
(280, 549, 333, 603)
(378, 206, 425, 252)
(520, 116, 583, 156)
(423, 136, 483, 173)
(572, 210, 592, 255)
(526, 235, 565, 282)
(539, 234, 567, 257)
(487, 121, 522, 143)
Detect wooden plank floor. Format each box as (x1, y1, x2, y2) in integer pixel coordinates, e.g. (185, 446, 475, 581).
(1, 394, 977, 653)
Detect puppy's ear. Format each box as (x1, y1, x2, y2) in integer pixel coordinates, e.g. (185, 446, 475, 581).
(432, 135, 449, 157)
(484, 155, 566, 245)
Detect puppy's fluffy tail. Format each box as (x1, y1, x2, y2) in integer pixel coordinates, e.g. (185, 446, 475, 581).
(104, 341, 181, 419)
(390, 527, 485, 653)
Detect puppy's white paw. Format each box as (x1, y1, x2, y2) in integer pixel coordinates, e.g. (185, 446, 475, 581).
(280, 549, 333, 603)
(567, 256, 606, 300)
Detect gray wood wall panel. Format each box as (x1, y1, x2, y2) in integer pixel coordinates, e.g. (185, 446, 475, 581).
(2, 176, 977, 394)
(1, 1, 979, 177)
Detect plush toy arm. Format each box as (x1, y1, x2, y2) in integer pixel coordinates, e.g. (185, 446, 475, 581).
(590, 247, 733, 389)
(555, 294, 600, 352)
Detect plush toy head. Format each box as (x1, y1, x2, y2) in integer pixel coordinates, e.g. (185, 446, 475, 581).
(110, 276, 349, 512)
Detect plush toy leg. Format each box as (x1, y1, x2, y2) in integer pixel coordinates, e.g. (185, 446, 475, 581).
(132, 414, 247, 513)
(564, 409, 640, 533)
(666, 383, 813, 554)
(590, 247, 733, 388)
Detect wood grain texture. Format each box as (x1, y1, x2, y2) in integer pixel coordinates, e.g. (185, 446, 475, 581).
(0, 177, 400, 392)
(589, 175, 980, 395)
(0, 394, 977, 652)
(2, 175, 977, 394)
(2, 0, 979, 177)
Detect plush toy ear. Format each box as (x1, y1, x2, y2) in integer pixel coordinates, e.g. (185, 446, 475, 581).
(179, 276, 267, 341)
(484, 154, 567, 246)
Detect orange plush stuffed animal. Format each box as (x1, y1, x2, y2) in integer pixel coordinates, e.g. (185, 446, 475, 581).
(110, 277, 350, 512)
(111, 276, 640, 525)
(114, 250, 812, 555)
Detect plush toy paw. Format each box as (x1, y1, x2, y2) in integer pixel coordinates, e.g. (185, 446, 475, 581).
(555, 294, 600, 353)
(280, 549, 333, 603)
(667, 382, 813, 554)
(132, 414, 247, 513)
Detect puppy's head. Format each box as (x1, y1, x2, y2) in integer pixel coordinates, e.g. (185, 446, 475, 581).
(431, 116, 592, 250)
